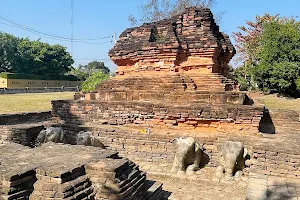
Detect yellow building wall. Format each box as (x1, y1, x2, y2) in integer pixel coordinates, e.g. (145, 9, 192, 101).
(0, 78, 7, 88)
(0, 78, 81, 88)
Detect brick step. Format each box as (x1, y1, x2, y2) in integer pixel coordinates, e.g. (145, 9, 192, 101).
(144, 180, 164, 200)
(195, 86, 225, 90)
(188, 75, 224, 78)
(190, 77, 224, 80)
(119, 173, 146, 199)
(194, 83, 225, 86)
(96, 73, 235, 93)
(0, 189, 33, 200)
(275, 126, 300, 131)
(0, 122, 47, 147)
(191, 78, 223, 83)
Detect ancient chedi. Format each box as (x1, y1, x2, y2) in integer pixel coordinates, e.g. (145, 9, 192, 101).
(109, 7, 235, 76)
(55, 7, 264, 133)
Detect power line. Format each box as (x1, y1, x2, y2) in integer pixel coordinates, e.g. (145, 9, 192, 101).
(0, 13, 114, 42)
(0, 20, 114, 44)
(0, 14, 113, 41)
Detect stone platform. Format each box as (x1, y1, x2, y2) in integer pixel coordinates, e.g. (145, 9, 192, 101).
(0, 142, 164, 200)
(49, 108, 300, 179)
(52, 99, 263, 134)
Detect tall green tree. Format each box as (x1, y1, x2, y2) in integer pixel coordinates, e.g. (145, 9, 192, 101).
(0, 32, 74, 76)
(0, 32, 21, 72)
(234, 15, 300, 96)
(17, 40, 74, 76)
(233, 14, 279, 64)
(253, 18, 300, 95)
(84, 61, 110, 76)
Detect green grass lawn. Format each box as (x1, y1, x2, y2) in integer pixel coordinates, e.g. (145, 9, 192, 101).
(252, 93, 300, 112)
(1, 92, 299, 115)
(0, 92, 75, 114)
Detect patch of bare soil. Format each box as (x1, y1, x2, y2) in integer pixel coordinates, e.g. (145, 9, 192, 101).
(140, 162, 248, 200)
(148, 169, 248, 200)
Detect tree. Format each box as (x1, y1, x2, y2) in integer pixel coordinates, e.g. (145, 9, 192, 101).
(67, 66, 87, 81)
(0, 32, 74, 76)
(129, 0, 219, 26)
(253, 17, 300, 95)
(84, 61, 110, 76)
(0, 32, 21, 72)
(234, 15, 300, 96)
(68, 61, 110, 81)
(17, 40, 74, 76)
(81, 71, 109, 92)
(232, 65, 256, 91)
(233, 14, 279, 65)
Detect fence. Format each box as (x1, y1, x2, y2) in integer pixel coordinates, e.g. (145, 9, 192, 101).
(0, 87, 79, 94)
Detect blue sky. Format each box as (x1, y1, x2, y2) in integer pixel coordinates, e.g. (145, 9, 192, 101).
(0, 0, 299, 72)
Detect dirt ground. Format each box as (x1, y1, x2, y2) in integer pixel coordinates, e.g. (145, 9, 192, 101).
(137, 161, 248, 200)
(146, 167, 248, 200)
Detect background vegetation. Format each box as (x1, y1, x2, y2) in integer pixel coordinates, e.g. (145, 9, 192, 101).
(81, 71, 109, 92)
(68, 61, 110, 81)
(233, 15, 300, 97)
(0, 31, 112, 90)
(128, 0, 219, 25)
(0, 32, 74, 76)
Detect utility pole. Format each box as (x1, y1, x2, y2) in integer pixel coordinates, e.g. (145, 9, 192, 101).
(113, 32, 117, 44)
(71, 0, 74, 55)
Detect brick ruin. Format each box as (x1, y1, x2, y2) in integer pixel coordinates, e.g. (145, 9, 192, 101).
(56, 7, 264, 133)
(48, 7, 298, 180)
(109, 7, 234, 75)
(1, 7, 300, 200)
(0, 142, 163, 200)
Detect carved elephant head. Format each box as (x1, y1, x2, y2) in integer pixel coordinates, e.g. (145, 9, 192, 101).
(76, 131, 105, 149)
(36, 127, 66, 145)
(76, 131, 92, 146)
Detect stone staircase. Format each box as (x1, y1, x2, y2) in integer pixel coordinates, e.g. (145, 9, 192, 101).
(97, 73, 235, 93)
(77, 73, 242, 105)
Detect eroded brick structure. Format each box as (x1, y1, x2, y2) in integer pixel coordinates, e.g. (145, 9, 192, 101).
(1, 7, 300, 200)
(53, 7, 264, 133)
(109, 7, 235, 75)
(0, 142, 163, 200)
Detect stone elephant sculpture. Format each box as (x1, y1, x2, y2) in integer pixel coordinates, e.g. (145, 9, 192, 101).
(33, 127, 68, 147)
(216, 141, 247, 180)
(171, 137, 202, 175)
(76, 131, 105, 149)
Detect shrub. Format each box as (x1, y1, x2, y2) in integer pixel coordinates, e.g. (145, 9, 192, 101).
(81, 71, 109, 92)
